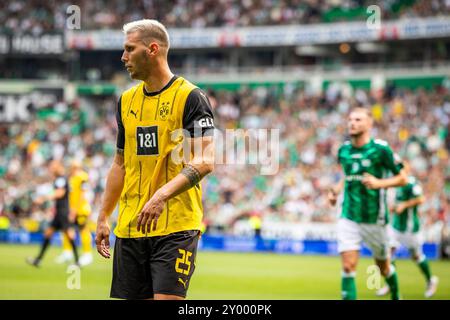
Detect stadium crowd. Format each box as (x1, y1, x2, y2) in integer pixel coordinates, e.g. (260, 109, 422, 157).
(0, 82, 449, 239)
(204, 83, 450, 233)
(1, 0, 450, 34)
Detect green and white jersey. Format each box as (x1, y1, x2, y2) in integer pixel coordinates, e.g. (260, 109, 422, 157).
(392, 176, 422, 233)
(338, 139, 403, 225)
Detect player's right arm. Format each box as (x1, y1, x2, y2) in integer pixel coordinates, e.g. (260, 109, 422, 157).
(34, 177, 68, 204)
(362, 144, 407, 190)
(328, 172, 344, 206)
(95, 152, 125, 258)
(394, 195, 425, 214)
(329, 146, 345, 206)
(394, 182, 425, 214)
(96, 97, 126, 259)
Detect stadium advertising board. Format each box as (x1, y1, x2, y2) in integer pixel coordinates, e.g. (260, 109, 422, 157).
(196, 235, 439, 259)
(0, 230, 439, 260)
(234, 221, 442, 243)
(238, 17, 450, 46)
(0, 88, 64, 123)
(66, 17, 450, 50)
(0, 33, 64, 55)
(0, 34, 9, 54)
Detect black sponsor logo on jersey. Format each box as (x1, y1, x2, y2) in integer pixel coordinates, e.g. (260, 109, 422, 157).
(136, 126, 158, 155)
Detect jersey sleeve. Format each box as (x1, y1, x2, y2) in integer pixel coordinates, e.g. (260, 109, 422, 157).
(183, 88, 215, 137)
(411, 183, 423, 197)
(54, 177, 67, 190)
(337, 144, 345, 165)
(80, 178, 89, 191)
(116, 95, 125, 150)
(382, 146, 403, 175)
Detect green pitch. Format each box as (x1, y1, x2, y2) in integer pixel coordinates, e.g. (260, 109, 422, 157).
(0, 243, 449, 300)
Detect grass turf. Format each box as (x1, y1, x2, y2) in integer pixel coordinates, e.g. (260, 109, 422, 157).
(0, 243, 449, 300)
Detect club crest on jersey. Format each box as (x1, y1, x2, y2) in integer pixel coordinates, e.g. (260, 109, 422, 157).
(158, 102, 170, 120)
(361, 159, 371, 167)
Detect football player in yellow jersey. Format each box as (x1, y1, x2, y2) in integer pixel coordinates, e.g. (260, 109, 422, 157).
(95, 19, 215, 300)
(56, 160, 93, 266)
(26, 160, 80, 267)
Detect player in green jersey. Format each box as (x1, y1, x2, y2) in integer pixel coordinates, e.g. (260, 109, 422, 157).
(328, 107, 408, 300)
(376, 161, 439, 298)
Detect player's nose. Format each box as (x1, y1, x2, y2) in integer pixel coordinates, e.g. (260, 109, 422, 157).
(121, 51, 128, 63)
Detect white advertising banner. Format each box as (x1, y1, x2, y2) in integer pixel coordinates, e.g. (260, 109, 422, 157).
(234, 221, 442, 242)
(66, 17, 450, 50)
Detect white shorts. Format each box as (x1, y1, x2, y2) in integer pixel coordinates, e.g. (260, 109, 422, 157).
(387, 225, 423, 256)
(337, 218, 390, 260)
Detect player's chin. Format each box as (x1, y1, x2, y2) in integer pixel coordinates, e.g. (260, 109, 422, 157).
(129, 71, 137, 79)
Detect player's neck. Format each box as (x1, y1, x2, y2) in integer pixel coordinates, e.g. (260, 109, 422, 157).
(143, 64, 174, 94)
(351, 134, 371, 148)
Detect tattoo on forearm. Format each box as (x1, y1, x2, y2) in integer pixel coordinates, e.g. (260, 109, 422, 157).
(181, 164, 202, 187)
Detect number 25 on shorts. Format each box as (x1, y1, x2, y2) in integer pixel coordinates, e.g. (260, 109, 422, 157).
(175, 249, 192, 275)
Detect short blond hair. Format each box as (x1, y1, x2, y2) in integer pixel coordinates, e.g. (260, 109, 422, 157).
(349, 107, 372, 118)
(123, 19, 170, 49)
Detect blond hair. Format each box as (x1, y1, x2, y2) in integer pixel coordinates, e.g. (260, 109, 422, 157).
(123, 19, 170, 49)
(349, 107, 372, 118)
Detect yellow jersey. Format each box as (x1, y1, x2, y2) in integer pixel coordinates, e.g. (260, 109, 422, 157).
(69, 170, 91, 217)
(114, 75, 214, 238)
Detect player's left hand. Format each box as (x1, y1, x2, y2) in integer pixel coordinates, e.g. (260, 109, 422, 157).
(362, 173, 383, 189)
(137, 191, 166, 233)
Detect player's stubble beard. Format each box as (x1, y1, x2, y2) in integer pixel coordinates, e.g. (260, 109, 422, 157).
(128, 50, 151, 81)
(349, 127, 370, 146)
(349, 131, 363, 138)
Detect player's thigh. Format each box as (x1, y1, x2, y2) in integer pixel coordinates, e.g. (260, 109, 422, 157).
(62, 222, 77, 239)
(76, 215, 88, 230)
(360, 224, 390, 261)
(387, 225, 400, 250)
(151, 230, 200, 298)
(402, 232, 424, 259)
(110, 237, 153, 300)
(63, 228, 76, 239)
(44, 226, 56, 238)
(337, 218, 362, 254)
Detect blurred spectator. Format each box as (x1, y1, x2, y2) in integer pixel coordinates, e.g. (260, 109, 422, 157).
(1, 0, 450, 34)
(0, 84, 449, 241)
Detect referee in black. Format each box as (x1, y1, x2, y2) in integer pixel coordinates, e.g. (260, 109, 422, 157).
(27, 160, 79, 267)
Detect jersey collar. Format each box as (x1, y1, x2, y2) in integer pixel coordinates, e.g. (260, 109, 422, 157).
(143, 75, 178, 97)
(352, 138, 373, 150)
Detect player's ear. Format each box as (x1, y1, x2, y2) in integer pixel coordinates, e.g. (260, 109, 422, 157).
(147, 42, 159, 56)
(366, 113, 373, 127)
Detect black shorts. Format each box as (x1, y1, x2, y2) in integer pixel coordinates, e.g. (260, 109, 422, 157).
(50, 214, 70, 231)
(110, 230, 200, 300)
